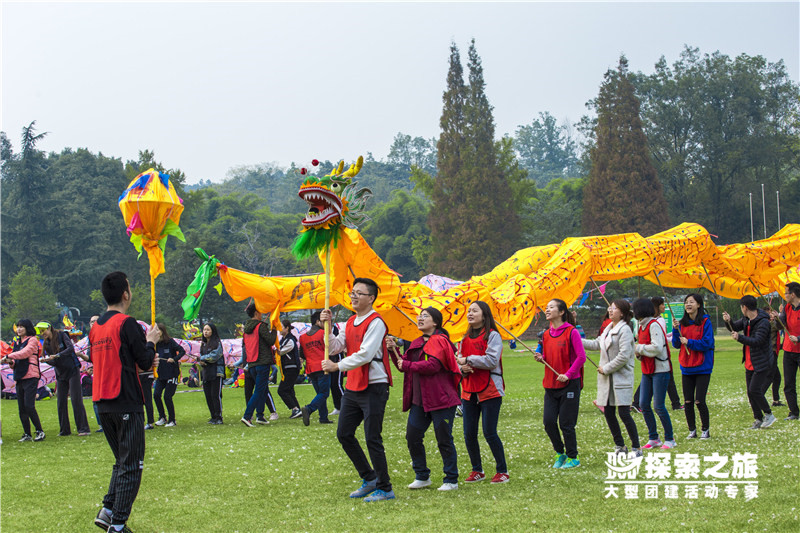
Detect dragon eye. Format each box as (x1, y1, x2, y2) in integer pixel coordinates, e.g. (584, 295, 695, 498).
(331, 182, 342, 192)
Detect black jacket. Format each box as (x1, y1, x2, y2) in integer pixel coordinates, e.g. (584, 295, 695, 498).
(730, 309, 773, 373)
(155, 339, 187, 381)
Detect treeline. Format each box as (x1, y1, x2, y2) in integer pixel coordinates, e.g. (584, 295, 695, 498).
(1, 43, 798, 335)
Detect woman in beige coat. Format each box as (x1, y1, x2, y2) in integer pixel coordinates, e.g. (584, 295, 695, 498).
(582, 300, 640, 456)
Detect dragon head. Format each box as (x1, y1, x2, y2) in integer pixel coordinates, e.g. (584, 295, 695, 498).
(292, 156, 372, 259)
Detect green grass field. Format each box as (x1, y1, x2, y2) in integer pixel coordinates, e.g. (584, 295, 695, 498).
(1, 336, 798, 532)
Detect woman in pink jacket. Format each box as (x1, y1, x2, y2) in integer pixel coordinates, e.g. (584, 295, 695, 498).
(388, 307, 461, 492)
(1, 320, 46, 442)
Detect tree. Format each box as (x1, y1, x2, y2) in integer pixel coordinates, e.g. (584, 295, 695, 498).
(513, 112, 580, 186)
(633, 47, 800, 241)
(387, 133, 438, 175)
(582, 56, 670, 236)
(428, 40, 519, 277)
(2, 265, 58, 333)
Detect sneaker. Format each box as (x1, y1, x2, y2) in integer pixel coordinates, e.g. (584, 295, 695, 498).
(552, 453, 567, 468)
(785, 414, 799, 421)
(95, 428, 104, 433)
(58, 431, 71, 437)
(363, 489, 395, 502)
(256, 416, 269, 425)
(289, 408, 302, 419)
(490, 472, 510, 484)
(761, 413, 777, 428)
(642, 439, 662, 449)
(106, 525, 133, 533)
(78, 431, 91, 436)
(349, 478, 377, 498)
(560, 457, 581, 469)
(165, 421, 177, 427)
(407, 478, 432, 490)
(155, 418, 166, 426)
(269, 412, 279, 421)
(455, 405, 463, 418)
(438, 482, 458, 491)
(630, 448, 643, 458)
(464, 471, 486, 483)
(18, 434, 33, 443)
(330, 408, 341, 416)
(772, 400, 784, 407)
(687, 430, 698, 439)
(210, 418, 223, 425)
(614, 445, 628, 456)
(319, 419, 334, 424)
(700, 429, 711, 439)
(673, 404, 685, 411)
(241, 417, 254, 427)
(592, 400, 605, 414)
(631, 405, 642, 414)
(144, 424, 154, 430)
(750, 420, 762, 430)
(661, 440, 677, 449)
(301, 406, 310, 427)
(94, 508, 112, 530)
(34, 430, 46, 442)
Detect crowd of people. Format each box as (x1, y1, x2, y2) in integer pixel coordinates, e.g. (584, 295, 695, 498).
(2, 271, 799, 531)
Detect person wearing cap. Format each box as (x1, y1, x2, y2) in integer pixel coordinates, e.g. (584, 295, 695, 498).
(387, 307, 461, 492)
(39, 321, 91, 436)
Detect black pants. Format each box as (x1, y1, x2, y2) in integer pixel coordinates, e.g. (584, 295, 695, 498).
(278, 368, 300, 410)
(154, 379, 178, 422)
(244, 370, 276, 415)
(543, 379, 581, 459)
(745, 369, 773, 420)
(634, 370, 681, 409)
(98, 411, 146, 526)
(682, 373, 711, 432)
(16, 378, 43, 436)
(784, 351, 800, 416)
(406, 404, 458, 484)
(603, 405, 640, 449)
(771, 352, 782, 402)
(56, 372, 90, 434)
(462, 394, 507, 473)
(203, 377, 223, 421)
(330, 369, 344, 410)
(337, 383, 391, 492)
(138, 374, 154, 425)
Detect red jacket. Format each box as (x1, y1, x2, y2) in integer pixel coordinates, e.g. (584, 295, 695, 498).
(401, 334, 461, 412)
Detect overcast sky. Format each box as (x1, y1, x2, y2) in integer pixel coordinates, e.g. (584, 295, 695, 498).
(2, 1, 798, 184)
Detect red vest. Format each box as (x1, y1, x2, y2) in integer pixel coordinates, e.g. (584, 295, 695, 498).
(542, 325, 581, 389)
(638, 320, 671, 375)
(678, 318, 707, 368)
(784, 305, 800, 352)
(89, 313, 129, 402)
(243, 323, 262, 363)
(460, 332, 498, 394)
(344, 313, 392, 392)
(300, 328, 326, 374)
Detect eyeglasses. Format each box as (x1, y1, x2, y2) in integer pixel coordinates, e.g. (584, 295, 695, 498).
(349, 291, 371, 298)
(418, 313, 432, 319)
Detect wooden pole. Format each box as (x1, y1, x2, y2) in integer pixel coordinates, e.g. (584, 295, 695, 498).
(150, 273, 156, 326)
(324, 246, 331, 364)
(700, 262, 721, 299)
(494, 321, 570, 373)
(748, 277, 788, 331)
(589, 277, 611, 307)
(651, 270, 677, 320)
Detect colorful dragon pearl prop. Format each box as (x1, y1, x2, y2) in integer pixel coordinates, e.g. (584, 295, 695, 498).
(291, 156, 372, 260)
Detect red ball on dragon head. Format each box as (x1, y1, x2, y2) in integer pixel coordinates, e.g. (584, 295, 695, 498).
(301, 168, 307, 175)
(311, 159, 319, 166)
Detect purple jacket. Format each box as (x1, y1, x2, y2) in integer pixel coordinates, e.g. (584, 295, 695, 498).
(401, 334, 461, 413)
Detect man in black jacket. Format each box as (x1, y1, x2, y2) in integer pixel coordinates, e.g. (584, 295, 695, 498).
(724, 295, 776, 429)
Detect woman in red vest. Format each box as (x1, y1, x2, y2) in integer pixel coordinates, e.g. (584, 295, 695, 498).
(456, 301, 509, 484)
(535, 299, 586, 469)
(390, 307, 461, 491)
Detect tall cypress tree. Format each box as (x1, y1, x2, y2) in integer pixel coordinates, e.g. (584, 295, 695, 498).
(429, 40, 518, 277)
(582, 56, 670, 236)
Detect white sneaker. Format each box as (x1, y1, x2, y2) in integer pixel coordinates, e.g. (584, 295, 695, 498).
(331, 409, 340, 416)
(761, 413, 777, 428)
(438, 483, 458, 491)
(155, 418, 166, 426)
(660, 440, 677, 449)
(269, 412, 279, 421)
(165, 421, 177, 427)
(408, 478, 432, 490)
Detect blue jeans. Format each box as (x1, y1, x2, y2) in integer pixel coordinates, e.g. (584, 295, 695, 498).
(306, 372, 331, 421)
(640, 372, 673, 441)
(243, 365, 270, 420)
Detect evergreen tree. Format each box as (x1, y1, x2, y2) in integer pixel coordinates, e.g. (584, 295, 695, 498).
(582, 56, 670, 236)
(429, 40, 519, 277)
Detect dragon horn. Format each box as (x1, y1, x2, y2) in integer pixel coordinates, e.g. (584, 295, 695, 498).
(341, 155, 364, 178)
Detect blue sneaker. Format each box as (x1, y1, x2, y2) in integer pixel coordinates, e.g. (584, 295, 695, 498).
(363, 489, 396, 502)
(552, 453, 567, 468)
(349, 478, 377, 498)
(560, 457, 581, 469)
